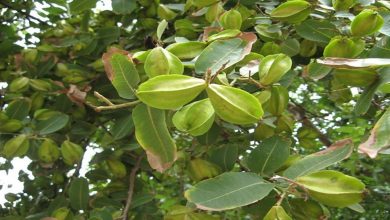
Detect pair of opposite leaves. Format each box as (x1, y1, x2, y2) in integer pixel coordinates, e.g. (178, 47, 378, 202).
(136, 74, 263, 133)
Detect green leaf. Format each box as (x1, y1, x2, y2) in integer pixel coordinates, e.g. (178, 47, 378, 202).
(2, 134, 29, 159)
(317, 58, 390, 68)
(289, 198, 327, 220)
(133, 103, 176, 172)
(111, 115, 134, 140)
(157, 20, 168, 41)
(5, 98, 31, 120)
(192, 0, 219, 7)
(206, 84, 263, 125)
(358, 107, 390, 158)
(305, 62, 332, 80)
(109, 54, 140, 99)
(297, 170, 365, 207)
(68, 177, 89, 210)
(112, 0, 137, 14)
(185, 172, 274, 211)
(264, 206, 292, 220)
(144, 47, 184, 78)
(36, 113, 69, 135)
(195, 38, 248, 75)
(166, 41, 207, 59)
(295, 19, 339, 43)
(172, 99, 215, 136)
(69, 0, 98, 14)
(280, 38, 300, 57)
(209, 144, 238, 171)
(245, 136, 291, 175)
(137, 74, 206, 109)
(283, 139, 353, 179)
(354, 69, 390, 115)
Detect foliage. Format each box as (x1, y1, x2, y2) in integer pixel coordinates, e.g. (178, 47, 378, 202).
(0, 0, 390, 219)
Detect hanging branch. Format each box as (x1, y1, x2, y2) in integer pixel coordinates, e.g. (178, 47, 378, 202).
(0, 0, 45, 24)
(121, 155, 144, 220)
(288, 102, 332, 147)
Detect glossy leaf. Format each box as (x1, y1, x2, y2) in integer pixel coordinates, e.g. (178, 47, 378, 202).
(68, 177, 89, 210)
(137, 74, 206, 109)
(206, 84, 263, 125)
(185, 172, 274, 211)
(133, 103, 176, 172)
(297, 170, 365, 207)
(172, 99, 215, 136)
(283, 139, 353, 179)
(246, 136, 291, 175)
(359, 107, 390, 158)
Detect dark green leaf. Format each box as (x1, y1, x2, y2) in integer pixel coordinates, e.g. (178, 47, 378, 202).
(36, 113, 69, 135)
(69, 0, 98, 14)
(296, 19, 339, 43)
(185, 172, 274, 211)
(112, 0, 137, 14)
(68, 177, 89, 210)
(245, 136, 291, 175)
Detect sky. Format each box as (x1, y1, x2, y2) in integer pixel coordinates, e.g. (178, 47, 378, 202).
(0, 0, 110, 205)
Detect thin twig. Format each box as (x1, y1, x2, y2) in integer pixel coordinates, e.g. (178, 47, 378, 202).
(87, 100, 141, 112)
(94, 91, 114, 106)
(271, 175, 310, 201)
(121, 156, 143, 220)
(288, 103, 332, 147)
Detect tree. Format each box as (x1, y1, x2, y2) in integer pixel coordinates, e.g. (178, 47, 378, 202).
(0, 0, 389, 219)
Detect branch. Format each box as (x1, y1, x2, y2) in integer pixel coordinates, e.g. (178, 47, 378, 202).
(0, 0, 45, 23)
(87, 100, 141, 112)
(121, 156, 143, 220)
(288, 102, 332, 147)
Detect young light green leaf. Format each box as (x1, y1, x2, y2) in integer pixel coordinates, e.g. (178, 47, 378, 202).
(297, 170, 365, 207)
(133, 104, 176, 172)
(185, 172, 274, 211)
(144, 47, 184, 78)
(137, 74, 206, 109)
(207, 84, 263, 125)
(36, 113, 70, 135)
(295, 19, 339, 43)
(172, 99, 215, 136)
(259, 54, 292, 86)
(283, 139, 353, 179)
(68, 177, 89, 210)
(264, 206, 292, 220)
(245, 136, 291, 175)
(281, 38, 300, 57)
(157, 20, 168, 41)
(358, 107, 390, 158)
(166, 41, 207, 59)
(2, 134, 29, 159)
